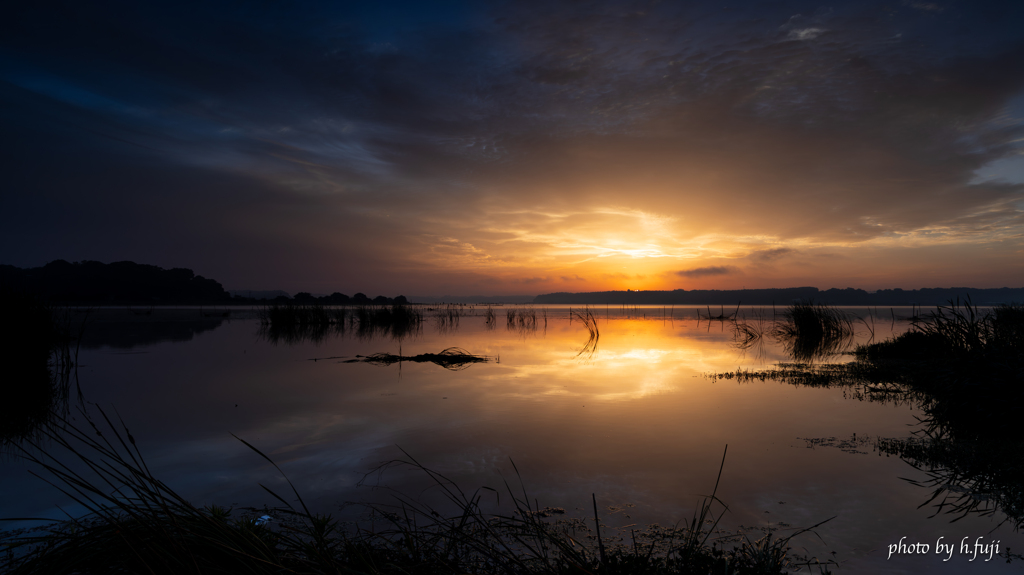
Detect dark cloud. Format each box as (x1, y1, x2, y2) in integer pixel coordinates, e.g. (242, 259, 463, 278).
(677, 266, 736, 278)
(749, 248, 796, 262)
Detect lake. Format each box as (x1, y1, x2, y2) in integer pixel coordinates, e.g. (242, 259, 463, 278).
(1, 304, 1020, 574)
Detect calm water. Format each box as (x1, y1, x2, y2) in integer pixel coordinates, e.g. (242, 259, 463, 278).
(2, 305, 1020, 574)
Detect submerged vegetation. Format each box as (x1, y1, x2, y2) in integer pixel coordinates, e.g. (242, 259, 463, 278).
(345, 347, 491, 371)
(1, 418, 836, 575)
(718, 300, 1024, 531)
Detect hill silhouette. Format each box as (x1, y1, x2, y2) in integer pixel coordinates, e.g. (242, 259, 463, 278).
(0, 260, 230, 304)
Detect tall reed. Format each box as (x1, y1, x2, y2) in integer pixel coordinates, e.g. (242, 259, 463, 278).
(570, 306, 599, 359)
(506, 306, 537, 334)
(433, 304, 461, 334)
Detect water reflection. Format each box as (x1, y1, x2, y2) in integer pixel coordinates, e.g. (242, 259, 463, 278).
(505, 306, 542, 335)
(569, 307, 599, 359)
(4, 306, 1020, 573)
(431, 304, 461, 335)
(729, 303, 858, 363)
(715, 355, 1024, 531)
(77, 310, 229, 349)
(257, 304, 425, 344)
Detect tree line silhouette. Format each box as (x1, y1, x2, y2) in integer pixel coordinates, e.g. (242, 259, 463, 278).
(0, 260, 408, 305)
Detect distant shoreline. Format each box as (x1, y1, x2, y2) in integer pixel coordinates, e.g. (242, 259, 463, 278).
(532, 287, 1024, 306)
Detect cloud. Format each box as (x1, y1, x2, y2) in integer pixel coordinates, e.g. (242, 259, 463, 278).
(677, 266, 736, 278)
(905, 1, 944, 12)
(787, 28, 826, 41)
(749, 248, 797, 262)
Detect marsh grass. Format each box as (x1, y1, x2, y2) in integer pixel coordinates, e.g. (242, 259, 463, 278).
(1, 415, 837, 575)
(854, 300, 1024, 407)
(857, 299, 1024, 362)
(910, 298, 1023, 360)
(716, 300, 1024, 532)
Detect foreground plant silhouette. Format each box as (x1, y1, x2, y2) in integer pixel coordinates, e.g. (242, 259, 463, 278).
(716, 300, 1024, 533)
(2, 414, 836, 575)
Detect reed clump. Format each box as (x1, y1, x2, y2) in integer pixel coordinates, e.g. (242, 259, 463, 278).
(771, 301, 855, 362)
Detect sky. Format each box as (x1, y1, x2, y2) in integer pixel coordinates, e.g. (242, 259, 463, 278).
(2, 0, 1024, 296)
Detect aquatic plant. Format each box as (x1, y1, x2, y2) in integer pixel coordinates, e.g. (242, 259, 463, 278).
(857, 299, 1024, 363)
(731, 309, 772, 361)
(771, 301, 855, 362)
(433, 304, 461, 334)
(506, 306, 537, 334)
(570, 307, 599, 359)
(877, 426, 1024, 531)
(346, 347, 491, 371)
(715, 299, 1024, 533)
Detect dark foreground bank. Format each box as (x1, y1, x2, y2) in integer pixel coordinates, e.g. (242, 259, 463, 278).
(0, 419, 836, 575)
